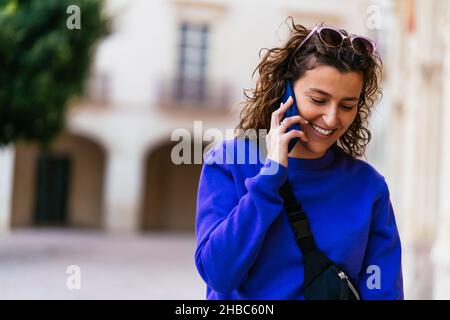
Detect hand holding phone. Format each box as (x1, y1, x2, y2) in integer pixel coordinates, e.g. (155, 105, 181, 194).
(266, 80, 308, 168)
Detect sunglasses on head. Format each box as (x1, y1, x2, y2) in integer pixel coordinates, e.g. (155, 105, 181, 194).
(291, 25, 377, 61)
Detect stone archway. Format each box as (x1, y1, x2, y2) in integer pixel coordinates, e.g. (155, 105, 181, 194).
(11, 132, 106, 228)
(141, 140, 206, 231)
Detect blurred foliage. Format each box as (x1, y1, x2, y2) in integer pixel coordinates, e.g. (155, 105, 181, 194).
(0, 0, 108, 146)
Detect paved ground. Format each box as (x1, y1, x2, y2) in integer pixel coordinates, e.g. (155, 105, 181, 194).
(0, 228, 206, 299)
(1, 229, 441, 300)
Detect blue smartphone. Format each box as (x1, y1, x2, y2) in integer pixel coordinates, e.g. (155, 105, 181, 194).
(280, 80, 302, 153)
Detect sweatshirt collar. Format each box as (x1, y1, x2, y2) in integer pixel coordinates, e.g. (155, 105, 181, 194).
(287, 148, 336, 170)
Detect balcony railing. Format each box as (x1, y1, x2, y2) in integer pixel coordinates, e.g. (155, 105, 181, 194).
(155, 76, 232, 112)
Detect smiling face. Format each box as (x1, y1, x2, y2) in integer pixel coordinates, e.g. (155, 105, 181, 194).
(291, 64, 364, 159)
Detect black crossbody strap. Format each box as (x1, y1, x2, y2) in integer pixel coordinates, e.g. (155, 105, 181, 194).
(280, 179, 360, 299)
(279, 179, 318, 256)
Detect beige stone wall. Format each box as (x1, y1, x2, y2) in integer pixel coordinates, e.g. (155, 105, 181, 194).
(11, 134, 105, 228)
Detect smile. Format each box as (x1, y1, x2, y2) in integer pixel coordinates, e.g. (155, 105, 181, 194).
(311, 124, 335, 136)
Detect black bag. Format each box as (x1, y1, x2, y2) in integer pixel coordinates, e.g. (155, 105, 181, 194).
(279, 180, 361, 300)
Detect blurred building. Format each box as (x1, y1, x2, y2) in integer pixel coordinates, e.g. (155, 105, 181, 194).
(0, 0, 377, 232)
(0, 0, 449, 299)
(381, 0, 450, 300)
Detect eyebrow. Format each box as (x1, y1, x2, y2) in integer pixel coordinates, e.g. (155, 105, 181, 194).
(308, 88, 359, 102)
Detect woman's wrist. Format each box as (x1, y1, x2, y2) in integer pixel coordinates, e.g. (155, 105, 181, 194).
(256, 157, 288, 187)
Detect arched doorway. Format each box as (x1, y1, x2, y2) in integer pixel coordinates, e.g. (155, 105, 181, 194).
(11, 132, 106, 228)
(142, 140, 207, 231)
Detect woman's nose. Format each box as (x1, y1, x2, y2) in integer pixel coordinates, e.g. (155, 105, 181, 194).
(322, 105, 338, 128)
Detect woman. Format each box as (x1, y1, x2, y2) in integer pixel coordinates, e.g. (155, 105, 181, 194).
(194, 19, 403, 300)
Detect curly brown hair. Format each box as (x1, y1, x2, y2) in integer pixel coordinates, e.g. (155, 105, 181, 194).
(234, 17, 383, 159)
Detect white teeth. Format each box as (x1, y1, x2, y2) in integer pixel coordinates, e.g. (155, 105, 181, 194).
(312, 124, 334, 136)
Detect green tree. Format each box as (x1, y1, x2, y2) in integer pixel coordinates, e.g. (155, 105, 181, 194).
(0, 0, 108, 146)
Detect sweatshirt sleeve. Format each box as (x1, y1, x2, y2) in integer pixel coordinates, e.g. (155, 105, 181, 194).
(357, 179, 404, 300)
(194, 143, 288, 294)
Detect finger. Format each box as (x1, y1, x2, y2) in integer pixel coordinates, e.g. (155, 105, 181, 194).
(271, 102, 283, 129)
(270, 96, 294, 128)
(279, 116, 308, 134)
(284, 129, 308, 142)
(278, 96, 294, 116)
(298, 130, 308, 142)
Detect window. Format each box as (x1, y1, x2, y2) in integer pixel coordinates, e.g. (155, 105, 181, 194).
(176, 22, 209, 103)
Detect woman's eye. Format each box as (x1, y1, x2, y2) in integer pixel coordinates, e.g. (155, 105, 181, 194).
(310, 97, 354, 111)
(310, 97, 326, 104)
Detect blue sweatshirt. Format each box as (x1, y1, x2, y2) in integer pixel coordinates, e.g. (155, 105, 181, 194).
(194, 138, 403, 300)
